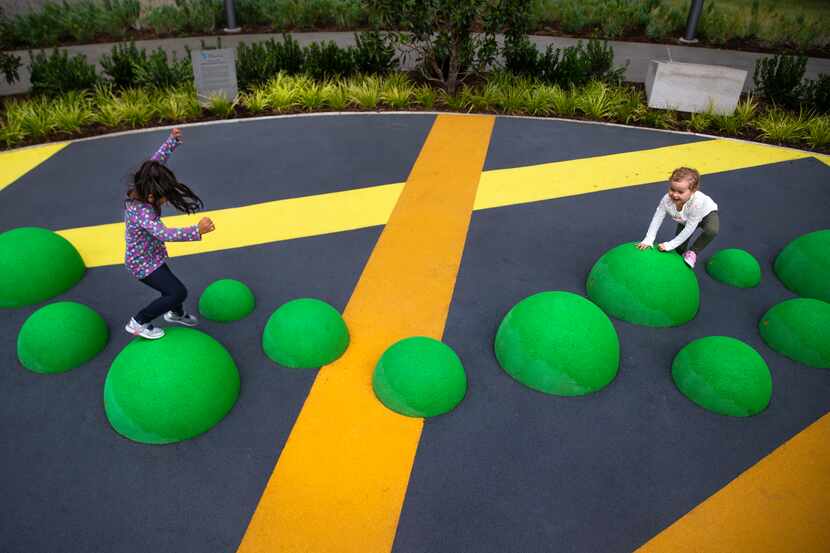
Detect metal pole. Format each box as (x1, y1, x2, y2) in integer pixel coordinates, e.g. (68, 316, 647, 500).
(680, 0, 705, 44)
(224, 0, 241, 33)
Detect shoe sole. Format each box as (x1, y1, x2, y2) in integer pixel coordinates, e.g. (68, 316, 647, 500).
(163, 315, 197, 327)
(124, 325, 165, 340)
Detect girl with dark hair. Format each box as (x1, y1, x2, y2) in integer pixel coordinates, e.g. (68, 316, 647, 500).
(124, 128, 215, 339)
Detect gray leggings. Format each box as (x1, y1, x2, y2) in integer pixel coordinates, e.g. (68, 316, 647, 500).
(675, 211, 719, 254)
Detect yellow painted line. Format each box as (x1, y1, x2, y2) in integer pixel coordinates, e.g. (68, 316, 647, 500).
(0, 142, 68, 192)
(637, 412, 830, 553)
(51, 136, 827, 267)
(236, 114, 495, 553)
(475, 138, 826, 210)
(56, 183, 404, 267)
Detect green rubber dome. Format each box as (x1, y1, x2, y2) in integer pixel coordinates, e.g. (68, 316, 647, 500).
(17, 301, 108, 374)
(373, 336, 467, 418)
(0, 227, 85, 308)
(104, 327, 240, 444)
(759, 298, 830, 369)
(495, 291, 619, 396)
(199, 279, 256, 322)
(262, 298, 349, 369)
(706, 248, 761, 288)
(774, 230, 830, 302)
(587, 243, 700, 327)
(672, 336, 772, 417)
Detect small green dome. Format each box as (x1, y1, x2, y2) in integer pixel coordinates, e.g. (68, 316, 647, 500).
(587, 243, 699, 327)
(262, 298, 349, 368)
(199, 279, 256, 322)
(495, 291, 619, 396)
(373, 337, 467, 418)
(17, 301, 108, 374)
(706, 248, 761, 288)
(0, 227, 85, 308)
(759, 298, 830, 369)
(774, 230, 830, 302)
(104, 327, 240, 444)
(672, 336, 772, 417)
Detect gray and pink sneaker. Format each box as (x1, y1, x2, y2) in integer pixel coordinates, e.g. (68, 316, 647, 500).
(683, 250, 697, 268)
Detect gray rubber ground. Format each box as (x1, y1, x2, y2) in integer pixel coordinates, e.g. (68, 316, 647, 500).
(1, 114, 828, 553)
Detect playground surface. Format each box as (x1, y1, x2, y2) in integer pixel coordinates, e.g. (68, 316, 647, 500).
(1, 112, 829, 553)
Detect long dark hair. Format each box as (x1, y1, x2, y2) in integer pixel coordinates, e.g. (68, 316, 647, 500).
(127, 160, 204, 214)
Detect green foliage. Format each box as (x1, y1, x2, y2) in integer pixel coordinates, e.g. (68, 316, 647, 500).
(1, 51, 21, 85)
(345, 75, 382, 109)
(28, 49, 99, 97)
(50, 90, 96, 134)
(206, 93, 237, 118)
(142, 5, 186, 35)
(753, 54, 808, 110)
(804, 74, 830, 114)
(303, 41, 356, 80)
(645, 4, 686, 40)
(236, 35, 305, 89)
(755, 108, 808, 144)
(132, 48, 192, 89)
(805, 116, 830, 149)
(100, 42, 147, 89)
(354, 31, 398, 75)
(157, 86, 202, 121)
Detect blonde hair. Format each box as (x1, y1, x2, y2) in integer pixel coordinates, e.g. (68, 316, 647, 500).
(670, 167, 700, 190)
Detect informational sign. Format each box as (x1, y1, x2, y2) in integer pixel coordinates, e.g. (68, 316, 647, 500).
(191, 48, 238, 106)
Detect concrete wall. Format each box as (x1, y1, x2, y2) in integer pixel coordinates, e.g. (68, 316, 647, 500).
(3, 0, 176, 18)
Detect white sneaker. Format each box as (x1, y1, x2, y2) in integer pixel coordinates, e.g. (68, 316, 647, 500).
(163, 311, 198, 327)
(125, 318, 165, 339)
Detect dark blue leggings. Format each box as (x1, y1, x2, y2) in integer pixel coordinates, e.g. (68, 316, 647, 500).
(135, 264, 187, 324)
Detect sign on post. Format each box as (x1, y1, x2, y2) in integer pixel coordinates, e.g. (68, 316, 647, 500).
(191, 48, 238, 106)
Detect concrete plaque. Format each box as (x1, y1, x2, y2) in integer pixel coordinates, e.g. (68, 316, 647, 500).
(645, 60, 747, 115)
(191, 48, 238, 106)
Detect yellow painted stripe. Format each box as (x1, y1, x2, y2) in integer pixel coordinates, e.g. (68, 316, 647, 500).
(475, 138, 825, 210)
(236, 114, 495, 553)
(56, 183, 404, 267)
(637, 412, 830, 553)
(53, 138, 827, 267)
(0, 142, 68, 192)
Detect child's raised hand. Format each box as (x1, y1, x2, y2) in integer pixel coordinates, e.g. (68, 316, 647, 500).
(635, 242, 652, 250)
(198, 217, 215, 235)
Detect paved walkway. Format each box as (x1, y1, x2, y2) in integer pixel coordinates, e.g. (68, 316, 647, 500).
(2, 31, 829, 96)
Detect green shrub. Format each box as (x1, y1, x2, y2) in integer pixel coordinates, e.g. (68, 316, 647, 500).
(132, 48, 192, 89)
(755, 108, 807, 144)
(1, 52, 21, 85)
(176, 0, 220, 33)
(354, 31, 397, 75)
(753, 54, 808, 110)
(142, 5, 186, 35)
(236, 34, 305, 89)
(303, 41, 356, 80)
(29, 49, 99, 96)
(503, 36, 541, 77)
(536, 40, 624, 88)
(805, 116, 830, 149)
(100, 42, 147, 89)
(645, 4, 686, 40)
(804, 74, 830, 114)
(698, 1, 733, 45)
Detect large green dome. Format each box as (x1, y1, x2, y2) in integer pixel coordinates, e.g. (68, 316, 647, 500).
(672, 336, 772, 417)
(495, 291, 619, 396)
(17, 301, 108, 374)
(774, 230, 830, 302)
(759, 298, 830, 369)
(587, 243, 699, 327)
(0, 227, 85, 308)
(373, 337, 467, 418)
(262, 298, 349, 368)
(104, 328, 240, 444)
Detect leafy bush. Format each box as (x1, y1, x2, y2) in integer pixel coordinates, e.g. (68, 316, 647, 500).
(142, 5, 186, 35)
(236, 34, 304, 89)
(354, 31, 397, 75)
(132, 48, 192, 89)
(531, 40, 625, 88)
(100, 42, 147, 89)
(755, 108, 807, 144)
(303, 41, 356, 80)
(29, 49, 99, 96)
(503, 36, 541, 77)
(804, 74, 830, 114)
(753, 54, 808, 109)
(645, 4, 686, 40)
(1, 52, 21, 85)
